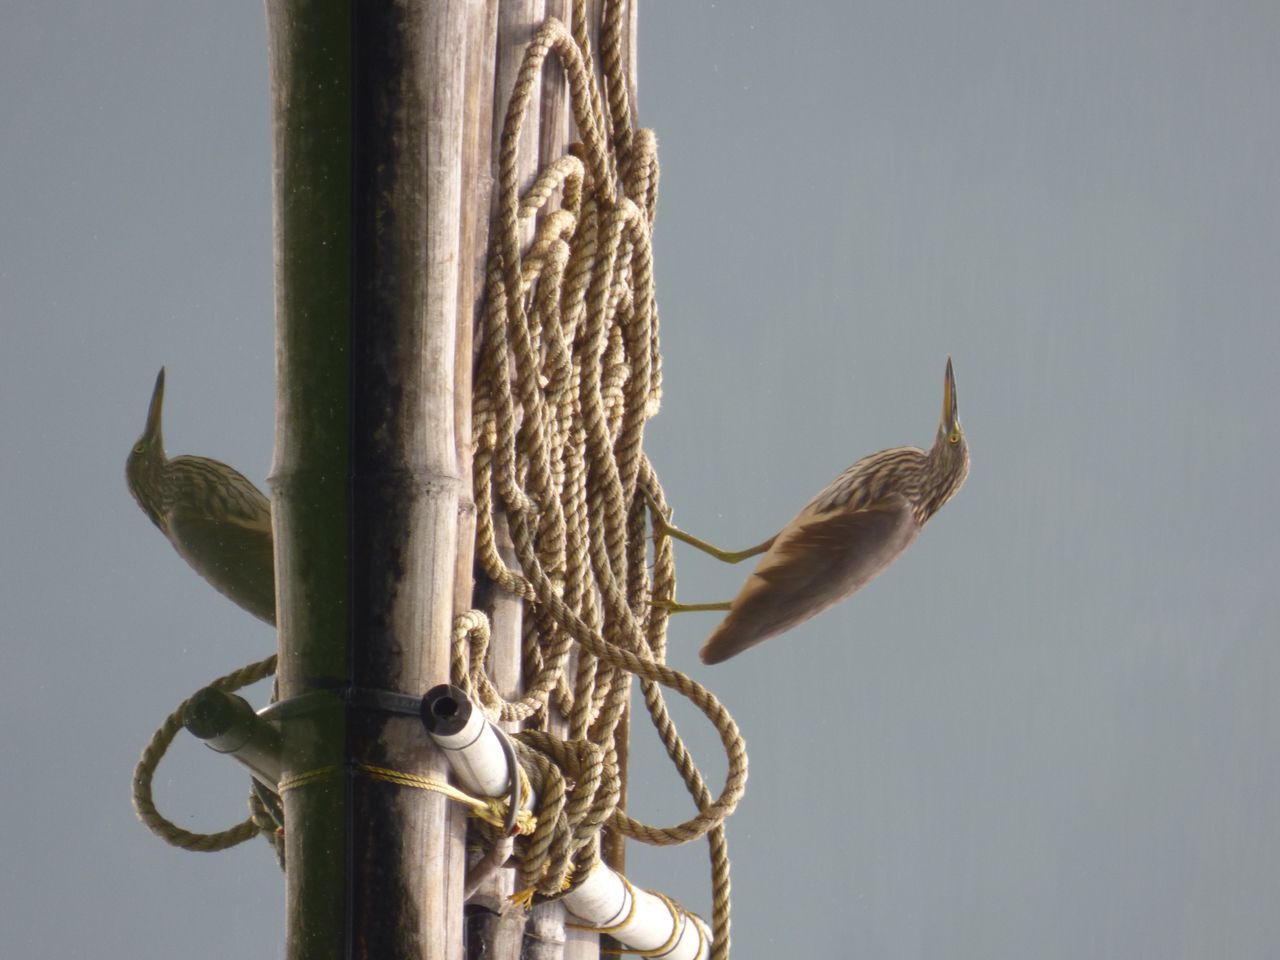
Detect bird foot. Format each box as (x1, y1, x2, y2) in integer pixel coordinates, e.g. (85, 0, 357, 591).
(649, 594, 680, 613)
(642, 488, 677, 543)
(649, 595, 732, 615)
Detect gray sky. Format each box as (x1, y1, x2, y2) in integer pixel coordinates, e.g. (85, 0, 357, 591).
(4, 2, 1279, 958)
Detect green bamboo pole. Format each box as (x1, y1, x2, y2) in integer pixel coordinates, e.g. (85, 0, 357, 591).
(267, 2, 470, 957)
(266, 3, 350, 956)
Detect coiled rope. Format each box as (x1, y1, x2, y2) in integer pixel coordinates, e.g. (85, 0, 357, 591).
(463, 5, 744, 957)
(131, 3, 744, 957)
(131, 654, 280, 855)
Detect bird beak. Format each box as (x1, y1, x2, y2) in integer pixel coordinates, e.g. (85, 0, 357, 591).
(942, 356, 958, 428)
(145, 367, 166, 439)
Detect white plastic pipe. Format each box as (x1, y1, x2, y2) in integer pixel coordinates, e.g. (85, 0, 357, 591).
(423, 690, 520, 799)
(562, 862, 711, 960)
(422, 686, 710, 960)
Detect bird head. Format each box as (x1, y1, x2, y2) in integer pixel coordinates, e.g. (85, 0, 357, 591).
(922, 357, 970, 519)
(126, 367, 169, 527)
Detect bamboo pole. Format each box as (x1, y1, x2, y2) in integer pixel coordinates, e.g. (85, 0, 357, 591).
(456, 2, 502, 959)
(458, 0, 500, 374)
(540, 0, 572, 180)
(524, 3, 593, 958)
(268, 2, 470, 957)
(597, 0, 638, 919)
(266, 2, 351, 955)
(347, 4, 469, 958)
(471, 3, 640, 958)
(463, 3, 547, 959)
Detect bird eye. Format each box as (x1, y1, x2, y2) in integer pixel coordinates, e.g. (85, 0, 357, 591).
(948, 431, 960, 445)
(134, 442, 146, 454)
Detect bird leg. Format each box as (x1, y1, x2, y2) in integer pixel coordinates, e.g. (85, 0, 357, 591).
(655, 521, 775, 565)
(644, 490, 775, 615)
(645, 490, 775, 565)
(650, 597, 732, 614)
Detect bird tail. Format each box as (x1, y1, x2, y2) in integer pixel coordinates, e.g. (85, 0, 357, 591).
(699, 614, 778, 665)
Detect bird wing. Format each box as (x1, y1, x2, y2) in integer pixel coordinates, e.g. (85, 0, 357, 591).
(699, 495, 920, 664)
(166, 507, 277, 625)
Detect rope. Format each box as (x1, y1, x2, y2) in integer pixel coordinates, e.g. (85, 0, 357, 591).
(278, 763, 539, 836)
(131, 654, 278, 853)
(130, 2, 741, 955)
(466, 2, 743, 956)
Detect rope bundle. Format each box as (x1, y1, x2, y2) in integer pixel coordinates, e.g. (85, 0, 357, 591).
(131, 3, 745, 957)
(464, 4, 745, 955)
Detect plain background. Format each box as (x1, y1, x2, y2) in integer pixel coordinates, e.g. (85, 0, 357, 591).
(4, 2, 1279, 957)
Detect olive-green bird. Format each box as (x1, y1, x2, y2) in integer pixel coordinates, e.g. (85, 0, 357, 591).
(654, 358, 970, 664)
(125, 368, 276, 625)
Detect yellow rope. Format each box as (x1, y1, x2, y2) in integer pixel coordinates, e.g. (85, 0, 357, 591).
(638, 892, 684, 959)
(277, 762, 539, 836)
(565, 876, 704, 959)
(275, 765, 339, 793)
(565, 871, 640, 935)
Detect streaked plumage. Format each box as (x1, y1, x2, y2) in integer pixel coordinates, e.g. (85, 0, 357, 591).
(698, 358, 969, 664)
(125, 368, 276, 625)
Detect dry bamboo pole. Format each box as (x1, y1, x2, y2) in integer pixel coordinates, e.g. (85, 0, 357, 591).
(463, 3, 547, 959)
(268, 2, 471, 957)
(584, 0, 608, 127)
(540, 0, 573, 182)
(597, 0, 637, 892)
(526, 3, 595, 959)
(266, 3, 351, 955)
(458, 0, 501, 376)
(621, 1, 638, 129)
(456, 4, 502, 954)
(465, 3, 642, 957)
(346, 4, 470, 957)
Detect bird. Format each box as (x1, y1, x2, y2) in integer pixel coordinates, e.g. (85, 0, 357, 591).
(652, 357, 969, 664)
(125, 368, 277, 625)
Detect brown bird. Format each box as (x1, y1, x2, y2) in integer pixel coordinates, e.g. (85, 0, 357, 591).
(653, 358, 969, 664)
(125, 368, 276, 625)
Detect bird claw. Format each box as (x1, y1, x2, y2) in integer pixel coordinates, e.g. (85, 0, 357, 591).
(641, 488, 677, 542)
(648, 594, 680, 613)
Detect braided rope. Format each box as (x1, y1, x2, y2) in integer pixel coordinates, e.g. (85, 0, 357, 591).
(131, 654, 278, 852)
(465, 3, 742, 956)
(130, 3, 739, 955)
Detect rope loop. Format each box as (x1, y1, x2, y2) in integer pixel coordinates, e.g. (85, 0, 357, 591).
(131, 654, 278, 853)
(469, 2, 741, 955)
(131, 2, 739, 956)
